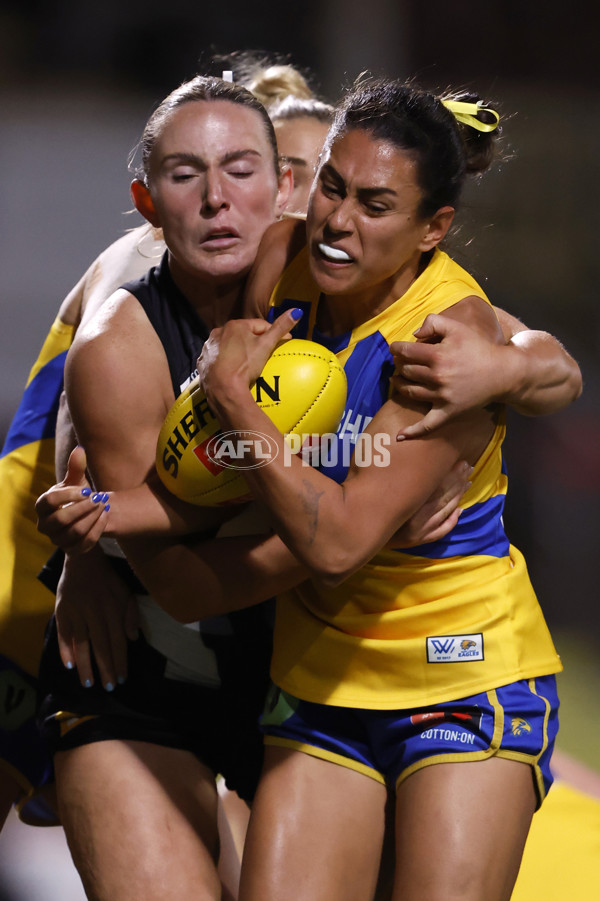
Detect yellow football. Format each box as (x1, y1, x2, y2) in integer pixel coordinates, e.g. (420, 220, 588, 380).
(155, 339, 347, 506)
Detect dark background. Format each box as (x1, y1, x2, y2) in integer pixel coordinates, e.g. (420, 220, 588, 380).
(1, 0, 598, 766)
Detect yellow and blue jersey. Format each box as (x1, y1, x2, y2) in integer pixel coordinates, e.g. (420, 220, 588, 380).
(0, 316, 74, 675)
(267, 247, 562, 709)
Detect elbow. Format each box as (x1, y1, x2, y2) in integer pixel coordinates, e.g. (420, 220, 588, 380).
(562, 356, 583, 406)
(314, 569, 352, 589)
(302, 545, 360, 589)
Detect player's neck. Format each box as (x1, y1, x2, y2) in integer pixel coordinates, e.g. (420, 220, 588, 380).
(168, 257, 247, 328)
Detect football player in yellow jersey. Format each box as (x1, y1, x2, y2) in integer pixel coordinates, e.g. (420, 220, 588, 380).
(189, 79, 574, 901)
(37, 77, 585, 901)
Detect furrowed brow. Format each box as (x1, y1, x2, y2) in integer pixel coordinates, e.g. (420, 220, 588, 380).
(220, 149, 262, 165)
(358, 186, 398, 199)
(161, 152, 206, 169)
(320, 162, 343, 181)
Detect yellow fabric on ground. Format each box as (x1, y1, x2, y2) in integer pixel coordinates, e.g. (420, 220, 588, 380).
(512, 781, 600, 900)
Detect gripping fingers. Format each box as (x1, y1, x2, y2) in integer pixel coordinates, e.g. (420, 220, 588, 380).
(36, 485, 89, 515)
(396, 406, 455, 441)
(393, 366, 439, 389)
(67, 503, 111, 555)
(417, 506, 462, 544)
(428, 461, 473, 522)
(38, 493, 109, 551)
(415, 460, 472, 532)
(393, 460, 472, 547)
(391, 374, 439, 402)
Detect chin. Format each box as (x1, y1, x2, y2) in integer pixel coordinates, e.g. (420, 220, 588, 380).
(195, 246, 251, 273)
(310, 261, 354, 295)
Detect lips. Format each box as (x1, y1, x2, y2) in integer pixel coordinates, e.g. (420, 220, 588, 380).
(317, 242, 353, 263)
(201, 228, 240, 246)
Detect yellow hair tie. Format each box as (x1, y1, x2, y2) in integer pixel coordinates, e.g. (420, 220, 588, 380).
(442, 100, 500, 133)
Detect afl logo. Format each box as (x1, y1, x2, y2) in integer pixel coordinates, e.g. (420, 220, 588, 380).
(460, 640, 477, 651)
(205, 430, 279, 471)
(511, 717, 532, 736)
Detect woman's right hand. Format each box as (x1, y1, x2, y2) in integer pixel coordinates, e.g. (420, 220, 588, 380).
(36, 446, 110, 554)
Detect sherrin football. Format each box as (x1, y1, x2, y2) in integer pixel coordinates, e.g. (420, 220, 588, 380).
(155, 338, 347, 506)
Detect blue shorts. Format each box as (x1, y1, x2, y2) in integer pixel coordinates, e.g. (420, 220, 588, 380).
(0, 654, 55, 821)
(260, 675, 559, 806)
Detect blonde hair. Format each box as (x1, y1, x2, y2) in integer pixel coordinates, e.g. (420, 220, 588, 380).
(269, 95, 334, 126)
(245, 65, 314, 111)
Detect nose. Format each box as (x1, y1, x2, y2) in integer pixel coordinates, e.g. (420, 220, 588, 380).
(201, 171, 229, 214)
(324, 196, 353, 236)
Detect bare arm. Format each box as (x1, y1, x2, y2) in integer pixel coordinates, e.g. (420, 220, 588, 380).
(199, 302, 498, 585)
(62, 292, 310, 624)
(47, 290, 171, 690)
(35, 225, 169, 688)
(38, 439, 472, 624)
(391, 305, 582, 440)
(494, 306, 582, 413)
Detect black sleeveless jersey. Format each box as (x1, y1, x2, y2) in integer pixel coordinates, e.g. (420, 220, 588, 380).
(38, 252, 273, 801)
(122, 251, 209, 397)
(122, 252, 274, 710)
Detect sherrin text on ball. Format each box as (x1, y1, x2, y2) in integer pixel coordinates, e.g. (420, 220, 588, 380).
(156, 339, 347, 506)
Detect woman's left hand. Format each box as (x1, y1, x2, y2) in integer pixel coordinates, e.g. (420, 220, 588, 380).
(198, 309, 302, 403)
(387, 459, 472, 548)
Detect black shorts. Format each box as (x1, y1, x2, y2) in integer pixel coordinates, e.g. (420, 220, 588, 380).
(37, 602, 274, 803)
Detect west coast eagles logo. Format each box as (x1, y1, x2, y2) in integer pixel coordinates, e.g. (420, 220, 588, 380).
(426, 633, 484, 663)
(511, 717, 532, 736)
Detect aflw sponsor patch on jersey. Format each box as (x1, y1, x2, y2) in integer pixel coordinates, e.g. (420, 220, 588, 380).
(426, 633, 484, 663)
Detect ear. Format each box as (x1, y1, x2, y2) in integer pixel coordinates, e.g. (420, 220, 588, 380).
(130, 179, 161, 227)
(274, 166, 294, 217)
(418, 206, 455, 252)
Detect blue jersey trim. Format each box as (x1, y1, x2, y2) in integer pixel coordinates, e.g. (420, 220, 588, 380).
(312, 324, 351, 355)
(399, 493, 510, 559)
(268, 299, 313, 340)
(1, 352, 66, 458)
(317, 332, 394, 484)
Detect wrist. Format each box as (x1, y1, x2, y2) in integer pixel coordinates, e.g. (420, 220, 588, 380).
(206, 377, 255, 424)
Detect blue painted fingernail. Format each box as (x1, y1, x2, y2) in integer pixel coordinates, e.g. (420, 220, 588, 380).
(103, 504, 110, 512)
(101, 493, 109, 503)
(104, 682, 115, 692)
(81, 488, 91, 497)
(83, 679, 92, 688)
(65, 660, 74, 670)
(92, 493, 102, 503)
(291, 308, 303, 321)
